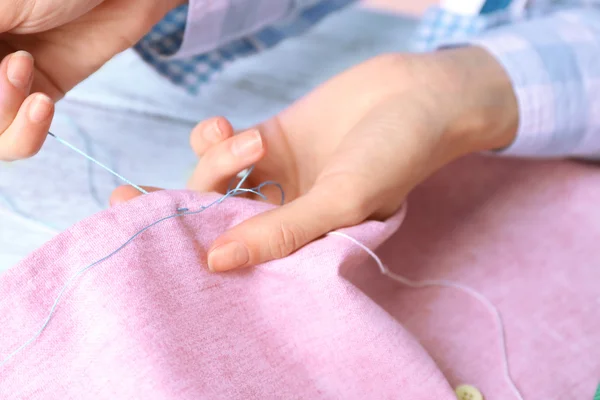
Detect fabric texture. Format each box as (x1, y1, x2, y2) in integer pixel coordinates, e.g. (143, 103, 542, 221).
(412, 1, 600, 158)
(0, 191, 456, 399)
(134, 0, 355, 91)
(1, 155, 600, 399)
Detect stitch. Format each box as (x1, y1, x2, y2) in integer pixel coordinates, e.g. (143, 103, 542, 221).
(0, 168, 283, 367)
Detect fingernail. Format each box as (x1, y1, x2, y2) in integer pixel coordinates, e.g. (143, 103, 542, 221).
(7, 51, 33, 91)
(208, 242, 249, 272)
(203, 119, 223, 143)
(231, 130, 262, 157)
(28, 94, 53, 123)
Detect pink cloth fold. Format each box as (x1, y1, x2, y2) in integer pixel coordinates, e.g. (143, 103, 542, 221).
(1, 155, 599, 399)
(0, 190, 452, 399)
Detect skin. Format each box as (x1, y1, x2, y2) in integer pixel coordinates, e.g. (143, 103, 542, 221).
(111, 47, 520, 273)
(0, 0, 184, 160)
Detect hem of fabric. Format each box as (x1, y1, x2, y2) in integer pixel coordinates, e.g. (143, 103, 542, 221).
(2, 190, 405, 274)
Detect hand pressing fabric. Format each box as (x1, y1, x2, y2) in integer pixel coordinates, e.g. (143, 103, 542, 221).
(112, 47, 519, 272)
(0, 0, 183, 161)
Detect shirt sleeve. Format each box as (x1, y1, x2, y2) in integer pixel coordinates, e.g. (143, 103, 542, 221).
(134, 0, 354, 92)
(470, 8, 600, 159)
(164, 0, 296, 59)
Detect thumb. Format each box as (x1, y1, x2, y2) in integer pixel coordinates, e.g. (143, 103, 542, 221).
(207, 188, 356, 272)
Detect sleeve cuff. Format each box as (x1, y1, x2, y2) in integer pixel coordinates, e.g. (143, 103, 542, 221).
(177, 0, 295, 59)
(467, 10, 600, 157)
(469, 33, 558, 157)
(432, 9, 600, 158)
(134, 0, 355, 93)
(137, 1, 296, 61)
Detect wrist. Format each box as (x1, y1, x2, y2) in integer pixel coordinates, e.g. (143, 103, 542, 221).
(424, 46, 519, 156)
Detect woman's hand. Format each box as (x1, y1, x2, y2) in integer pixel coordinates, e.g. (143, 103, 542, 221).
(0, 0, 183, 161)
(113, 47, 519, 272)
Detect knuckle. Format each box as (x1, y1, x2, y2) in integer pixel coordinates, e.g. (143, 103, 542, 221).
(267, 222, 306, 260)
(337, 196, 371, 226)
(319, 180, 372, 226)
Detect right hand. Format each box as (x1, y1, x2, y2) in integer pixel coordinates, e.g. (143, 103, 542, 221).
(112, 48, 518, 273)
(0, 0, 184, 161)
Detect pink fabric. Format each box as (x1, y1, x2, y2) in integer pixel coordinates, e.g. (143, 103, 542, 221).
(1, 155, 599, 399)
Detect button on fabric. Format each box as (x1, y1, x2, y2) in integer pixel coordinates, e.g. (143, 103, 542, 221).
(455, 384, 484, 400)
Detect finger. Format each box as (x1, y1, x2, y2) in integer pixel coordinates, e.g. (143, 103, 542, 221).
(0, 92, 54, 161)
(207, 186, 356, 273)
(190, 116, 234, 156)
(188, 129, 265, 193)
(110, 185, 163, 206)
(0, 51, 34, 133)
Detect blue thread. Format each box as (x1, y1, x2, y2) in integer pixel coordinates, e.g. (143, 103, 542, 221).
(227, 166, 285, 205)
(62, 116, 104, 207)
(48, 132, 148, 196)
(61, 116, 121, 208)
(0, 169, 284, 367)
(109, 151, 122, 188)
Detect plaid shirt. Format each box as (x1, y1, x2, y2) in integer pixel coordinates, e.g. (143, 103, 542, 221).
(136, 0, 600, 158)
(134, 0, 355, 90)
(411, 1, 600, 158)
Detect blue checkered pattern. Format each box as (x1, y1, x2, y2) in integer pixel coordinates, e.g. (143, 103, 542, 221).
(409, 0, 592, 51)
(134, 0, 355, 93)
(410, 6, 513, 52)
(412, 0, 600, 158)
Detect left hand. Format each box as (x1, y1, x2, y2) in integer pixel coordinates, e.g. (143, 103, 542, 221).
(112, 48, 518, 272)
(0, 0, 183, 160)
